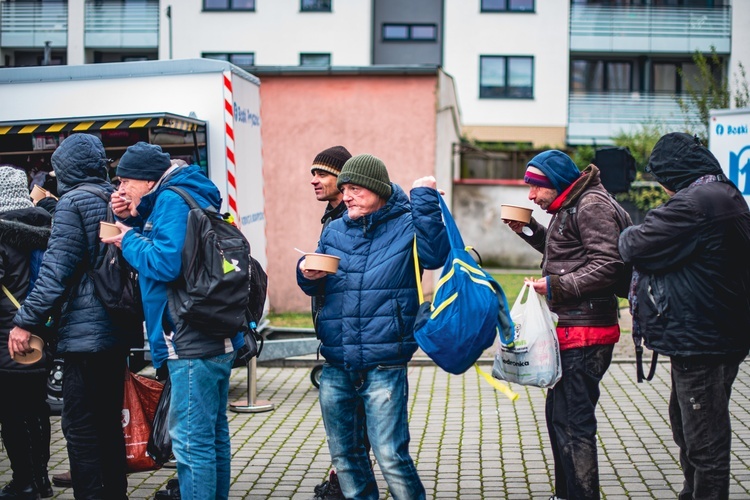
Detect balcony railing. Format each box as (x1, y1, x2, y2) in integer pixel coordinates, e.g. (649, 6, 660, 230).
(570, 5, 731, 54)
(85, 0, 159, 48)
(0, 2, 68, 48)
(567, 92, 697, 145)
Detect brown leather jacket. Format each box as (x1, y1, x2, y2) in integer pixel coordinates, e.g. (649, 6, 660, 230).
(519, 165, 632, 327)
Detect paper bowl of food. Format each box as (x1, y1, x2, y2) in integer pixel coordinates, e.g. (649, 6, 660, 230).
(99, 221, 122, 239)
(12, 335, 44, 365)
(304, 253, 341, 274)
(500, 204, 533, 224)
(30, 185, 48, 203)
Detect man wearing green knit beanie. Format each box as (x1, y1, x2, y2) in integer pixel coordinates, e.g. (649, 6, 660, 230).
(337, 154, 392, 200)
(299, 153, 450, 499)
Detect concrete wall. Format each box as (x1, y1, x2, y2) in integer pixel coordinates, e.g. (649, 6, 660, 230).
(730, 0, 750, 102)
(259, 73, 443, 313)
(168, 0, 371, 66)
(443, 0, 570, 140)
(452, 183, 552, 269)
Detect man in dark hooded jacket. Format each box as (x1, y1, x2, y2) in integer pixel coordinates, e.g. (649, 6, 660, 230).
(9, 133, 134, 500)
(619, 132, 750, 500)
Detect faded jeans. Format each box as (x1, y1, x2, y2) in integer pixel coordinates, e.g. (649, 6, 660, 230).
(168, 351, 235, 500)
(670, 355, 743, 500)
(319, 363, 425, 500)
(546, 344, 614, 500)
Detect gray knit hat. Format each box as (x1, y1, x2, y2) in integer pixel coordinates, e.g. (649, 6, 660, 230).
(0, 166, 34, 213)
(337, 154, 392, 199)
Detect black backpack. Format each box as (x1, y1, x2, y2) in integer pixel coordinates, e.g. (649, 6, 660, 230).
(75, 185, 144, 323)
(166, 186, 267, 338)
(583, 190, 634, 299)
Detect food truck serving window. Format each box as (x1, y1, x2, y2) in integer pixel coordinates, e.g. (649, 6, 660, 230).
(0, 113, 208, 178)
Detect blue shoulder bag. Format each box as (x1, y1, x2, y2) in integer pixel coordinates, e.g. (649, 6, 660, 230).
(413, 195, 514, 375)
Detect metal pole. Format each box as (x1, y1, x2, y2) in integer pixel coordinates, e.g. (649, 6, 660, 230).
(166, 6, 173, 60)
(229, 356, 274, 413)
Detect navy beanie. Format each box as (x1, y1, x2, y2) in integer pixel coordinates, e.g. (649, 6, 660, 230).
(526, 150, 581, 194)
(116, 142, 171, 181)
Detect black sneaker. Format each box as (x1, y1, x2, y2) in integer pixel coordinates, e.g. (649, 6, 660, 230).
(0, 480, 39, 500)
(154, 478, 180, 500)
(36, 475, 53, 498)
(313, 471, 344, 500)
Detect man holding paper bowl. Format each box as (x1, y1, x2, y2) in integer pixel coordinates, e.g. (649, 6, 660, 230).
(504, 150, 632, 500)
(297, 154, 449, 500)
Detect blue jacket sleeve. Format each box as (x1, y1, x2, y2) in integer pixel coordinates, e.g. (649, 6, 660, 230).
(296, 255, 327, 296)
(121, 190, 187, 283)
(410, 187, 449, 270)
(13, 197, 88, 330)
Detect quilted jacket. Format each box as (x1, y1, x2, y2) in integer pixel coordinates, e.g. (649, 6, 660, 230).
(297, 185, 449, 371)
(0, 207, 51, 372)
(13, 133, 135, 354)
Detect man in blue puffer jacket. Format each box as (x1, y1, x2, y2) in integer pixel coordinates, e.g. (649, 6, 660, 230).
(104, 142, 243, 500)
(297, 154, 449, 500)
(9, 133, 134, 499)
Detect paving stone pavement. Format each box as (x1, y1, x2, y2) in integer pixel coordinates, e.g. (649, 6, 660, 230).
(2, 357, 749, 499)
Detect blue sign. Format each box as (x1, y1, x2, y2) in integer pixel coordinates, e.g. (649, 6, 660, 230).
(729, 145, 750, 195)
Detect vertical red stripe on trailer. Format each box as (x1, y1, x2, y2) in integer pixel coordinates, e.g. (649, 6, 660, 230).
(223, 70, 238, 225)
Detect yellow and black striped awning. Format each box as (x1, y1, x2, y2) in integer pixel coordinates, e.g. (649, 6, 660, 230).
(0, 113, 204, 136)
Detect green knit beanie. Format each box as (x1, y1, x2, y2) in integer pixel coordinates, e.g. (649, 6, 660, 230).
(337, 154, 392, 199)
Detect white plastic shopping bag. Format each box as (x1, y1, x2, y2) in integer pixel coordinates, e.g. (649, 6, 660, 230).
(492, 282, 562, 388)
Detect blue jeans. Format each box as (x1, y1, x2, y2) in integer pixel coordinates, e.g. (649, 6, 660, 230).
(168, 352, 235, 500)
(669, 356, 742, 500)
(546, 344, 614, 500)
(319, 363, 425, 500)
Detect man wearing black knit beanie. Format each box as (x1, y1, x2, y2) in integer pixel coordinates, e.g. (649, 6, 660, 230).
(310, 145, 351, 228)
(309, 145, 352, 500)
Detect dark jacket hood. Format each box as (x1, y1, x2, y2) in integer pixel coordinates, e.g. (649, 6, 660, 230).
(0, 207, 51, 252)
(646, 132, 723, 192)
(51, 133, 110, 195)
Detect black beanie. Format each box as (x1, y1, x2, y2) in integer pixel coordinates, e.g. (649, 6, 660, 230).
(116, 142, 171, 181)
(311, 145, 352, 176)
(337, 154, 392, 199)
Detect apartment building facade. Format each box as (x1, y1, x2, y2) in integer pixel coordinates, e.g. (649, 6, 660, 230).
(1, 0, 748, 148)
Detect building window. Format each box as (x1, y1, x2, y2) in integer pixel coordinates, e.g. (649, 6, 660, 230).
(382, 24, 437, 42)
(481, 0, 535, 12)
(300, 53, 331, 66)
(301, 0, 331, 12)
(653, 61, 719, 94)
(204, 0, 255, 11)
(570, 60, 632, 92)
(203, 53, 255, 66)
(479, 56, 533, 99)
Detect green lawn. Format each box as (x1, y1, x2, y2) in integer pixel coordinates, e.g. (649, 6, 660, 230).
(267, 273, 540, 328)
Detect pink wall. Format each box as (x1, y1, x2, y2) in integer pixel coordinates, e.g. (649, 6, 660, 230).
(259, 74, 438, 313)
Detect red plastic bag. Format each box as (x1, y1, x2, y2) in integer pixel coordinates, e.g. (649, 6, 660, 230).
(122, 369, 164, 472)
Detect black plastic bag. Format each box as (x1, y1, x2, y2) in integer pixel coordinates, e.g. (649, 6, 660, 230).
(146, 377, 172, 465)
